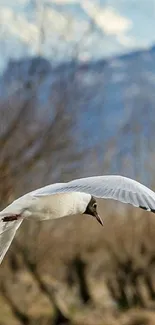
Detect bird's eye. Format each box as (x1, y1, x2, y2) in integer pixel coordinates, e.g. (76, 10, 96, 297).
(93, 203, 97, 208)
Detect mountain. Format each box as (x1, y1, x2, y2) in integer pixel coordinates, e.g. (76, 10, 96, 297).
(1, 44, 155, 151)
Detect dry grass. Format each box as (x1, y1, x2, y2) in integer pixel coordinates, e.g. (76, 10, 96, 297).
(1, 202, 155, 324)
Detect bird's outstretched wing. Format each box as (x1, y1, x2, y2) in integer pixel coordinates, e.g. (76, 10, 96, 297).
(0, 219, 23, 264)
(33, 175, 155, 213)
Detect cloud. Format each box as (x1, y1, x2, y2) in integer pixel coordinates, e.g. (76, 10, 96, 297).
(49, 0, 78, 3)
(0, 7, 38, 47)
(116, 34, 135, 48)
(81, 2, 132, 36)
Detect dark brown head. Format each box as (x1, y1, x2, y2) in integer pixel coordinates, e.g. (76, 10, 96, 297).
(84, 196, 103, 226)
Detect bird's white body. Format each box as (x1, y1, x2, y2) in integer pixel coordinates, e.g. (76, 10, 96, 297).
(1, 174, 155, 264)
(0, 191, 91, 264)
(0, 192, 91, 221)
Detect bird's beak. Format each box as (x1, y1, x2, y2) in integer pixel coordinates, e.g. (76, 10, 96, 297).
(94, 212, 103, 226)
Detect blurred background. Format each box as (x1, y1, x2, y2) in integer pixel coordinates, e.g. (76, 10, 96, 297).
(1, 1, 155, 324)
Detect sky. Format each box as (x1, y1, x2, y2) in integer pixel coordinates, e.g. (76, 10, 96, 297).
(0, 0, 154, 71)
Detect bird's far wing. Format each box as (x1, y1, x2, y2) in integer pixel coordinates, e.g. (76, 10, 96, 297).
(33, 175, 155, 213)
(0, 219, 23, 264)
(30, 183, 67, 196)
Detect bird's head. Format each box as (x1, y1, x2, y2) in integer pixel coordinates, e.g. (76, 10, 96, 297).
(84, 196, 103, 226)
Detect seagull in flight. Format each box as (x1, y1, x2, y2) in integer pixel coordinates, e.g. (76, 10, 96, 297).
(0, 175, 155, 264)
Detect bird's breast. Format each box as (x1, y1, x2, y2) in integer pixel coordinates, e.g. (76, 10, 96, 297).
(28, 192, 91, 220)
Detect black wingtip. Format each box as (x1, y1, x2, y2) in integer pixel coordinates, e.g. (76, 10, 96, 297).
(139, 206, 155, 214)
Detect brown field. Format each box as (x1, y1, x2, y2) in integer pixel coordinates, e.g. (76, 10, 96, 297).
(1, 201, 155, 325)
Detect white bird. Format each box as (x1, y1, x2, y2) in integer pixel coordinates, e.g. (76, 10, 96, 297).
(0, 175, 155, 264)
